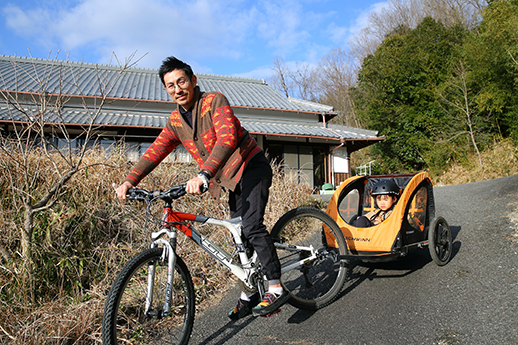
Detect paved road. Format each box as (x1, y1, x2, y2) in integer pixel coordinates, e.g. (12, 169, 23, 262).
(189, 174, 518, 345)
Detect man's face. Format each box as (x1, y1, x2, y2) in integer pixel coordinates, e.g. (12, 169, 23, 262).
(163, 69, 197, 110)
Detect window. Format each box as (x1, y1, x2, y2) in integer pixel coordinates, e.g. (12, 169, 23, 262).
(407, 186, 427, 231)
(265, 142, 316, 186)
(338, 188, 360, 224)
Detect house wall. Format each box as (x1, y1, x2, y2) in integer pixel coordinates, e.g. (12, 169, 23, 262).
(331, 146, 350, 186)
(234, 107, 321, 124)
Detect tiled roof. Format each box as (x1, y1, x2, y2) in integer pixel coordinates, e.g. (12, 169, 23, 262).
(0, 105, 167, 129)
(240, 120, 378, 141)
(0, 104, 380, 142)
(0, 54, 382, 144)
(0, 55, 334, 114)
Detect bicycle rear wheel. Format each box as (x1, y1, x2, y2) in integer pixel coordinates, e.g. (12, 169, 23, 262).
(271, 207, 348, 310)
(102, 247, 195, 345)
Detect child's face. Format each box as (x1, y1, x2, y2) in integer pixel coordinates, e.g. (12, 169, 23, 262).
(375, 195, 396, 211)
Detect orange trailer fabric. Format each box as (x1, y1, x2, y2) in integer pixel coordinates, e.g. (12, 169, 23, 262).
(325, 172, 432, 255)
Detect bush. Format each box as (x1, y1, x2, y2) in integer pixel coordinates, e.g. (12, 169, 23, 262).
(0, 148, 318, 344)
(434, 139, 518, 185)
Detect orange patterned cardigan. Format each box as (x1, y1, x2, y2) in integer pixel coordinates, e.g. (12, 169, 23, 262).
(125, 86, 262, 199)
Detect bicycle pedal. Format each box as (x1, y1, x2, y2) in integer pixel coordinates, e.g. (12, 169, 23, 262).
(260, 309, 281, 318)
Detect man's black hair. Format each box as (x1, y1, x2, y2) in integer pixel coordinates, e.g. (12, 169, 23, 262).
(158, 57, 194, 85)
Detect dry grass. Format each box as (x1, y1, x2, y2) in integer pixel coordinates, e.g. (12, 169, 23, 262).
(0, 145, 319, 345)
(0, 286, 107, 344)
(432, 140, 518, 248)
(3, 139, 516, 344)
(433, 140, 518, 186)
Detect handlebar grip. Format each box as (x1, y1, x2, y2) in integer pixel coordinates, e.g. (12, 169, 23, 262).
(126, 188, 152, 200)
(175, 184, 188, 197)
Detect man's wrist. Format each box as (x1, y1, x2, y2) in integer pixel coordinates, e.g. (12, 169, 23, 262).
(197, 171, 210, 189)
(122, 180, 135, 188)
(198, 170, 211, 180)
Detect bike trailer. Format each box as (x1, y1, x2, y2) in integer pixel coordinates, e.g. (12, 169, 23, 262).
(324, 172, 437, 261)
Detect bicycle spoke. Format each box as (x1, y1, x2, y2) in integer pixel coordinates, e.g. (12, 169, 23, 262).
(271, 207, 348, 310)
(103, 248, 195, 345)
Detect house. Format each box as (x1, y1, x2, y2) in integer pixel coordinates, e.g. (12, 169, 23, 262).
(0, 55, 383, 190)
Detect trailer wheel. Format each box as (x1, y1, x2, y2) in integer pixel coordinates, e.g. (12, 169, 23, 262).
(428, 216, 452, 266)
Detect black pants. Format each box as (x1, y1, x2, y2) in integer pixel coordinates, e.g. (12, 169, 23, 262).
(229, 154, 281, 280)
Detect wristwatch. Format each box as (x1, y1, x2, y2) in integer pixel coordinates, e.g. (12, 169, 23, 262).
(197, 171, 210, 191)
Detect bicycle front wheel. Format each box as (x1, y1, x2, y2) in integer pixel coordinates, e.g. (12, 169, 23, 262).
(271, 207, 348, 310)
(102, 247, 195, 345)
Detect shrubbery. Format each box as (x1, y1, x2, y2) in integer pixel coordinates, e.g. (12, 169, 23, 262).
(0, 147, 320, 344)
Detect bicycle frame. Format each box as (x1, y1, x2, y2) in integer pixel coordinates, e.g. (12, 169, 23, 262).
(103, 184, 349, 345)
(146, 201, 320, 316)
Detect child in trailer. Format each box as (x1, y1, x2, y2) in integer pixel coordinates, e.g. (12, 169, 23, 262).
(354, 180, 400, 228)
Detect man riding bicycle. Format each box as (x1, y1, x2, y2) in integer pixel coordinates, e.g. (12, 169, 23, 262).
(115, 56, 289, 318)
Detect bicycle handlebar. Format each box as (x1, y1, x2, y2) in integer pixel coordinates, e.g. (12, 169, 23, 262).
(122, 182, 208, 203)
(125, 184, 187, 202)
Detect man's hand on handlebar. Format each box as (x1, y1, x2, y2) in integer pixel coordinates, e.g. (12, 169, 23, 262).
(186, 176, 206, 195)
(115, 181, 134, 200)
(114, 176, 206, 200)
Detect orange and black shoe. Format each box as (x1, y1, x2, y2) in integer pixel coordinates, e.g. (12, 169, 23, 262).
(252, 290, 290, 317)
(227, 293, 260, 320)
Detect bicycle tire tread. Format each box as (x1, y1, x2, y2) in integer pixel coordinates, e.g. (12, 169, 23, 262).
(102, 247, 195, 345)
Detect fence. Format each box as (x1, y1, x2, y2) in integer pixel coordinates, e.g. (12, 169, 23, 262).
(356, 160, 375, 176)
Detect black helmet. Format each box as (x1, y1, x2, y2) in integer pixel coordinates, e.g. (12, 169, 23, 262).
(371, 180, 400, 197)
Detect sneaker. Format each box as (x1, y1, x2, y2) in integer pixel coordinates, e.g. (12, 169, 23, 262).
(252, 290, 290, 316)
(227, 293, 260, 320)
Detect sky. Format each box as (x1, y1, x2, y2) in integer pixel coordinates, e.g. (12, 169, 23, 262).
(0, 0, 387, 81)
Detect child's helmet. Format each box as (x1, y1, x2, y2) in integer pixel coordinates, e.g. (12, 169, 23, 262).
(371, 180, 400, 196)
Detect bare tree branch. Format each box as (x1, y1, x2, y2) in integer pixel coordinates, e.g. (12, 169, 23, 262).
(437, 61, 484, 166)
(270, 57, 292, 98)
(0, 51, 142, 303)
(349, 0, 487, 66)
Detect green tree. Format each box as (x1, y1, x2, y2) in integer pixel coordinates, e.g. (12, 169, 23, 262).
(463, 0, 518, 140)
(354, 17, 468, 172)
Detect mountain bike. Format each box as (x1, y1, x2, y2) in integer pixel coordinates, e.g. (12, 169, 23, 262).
(102, 184, 348, 345)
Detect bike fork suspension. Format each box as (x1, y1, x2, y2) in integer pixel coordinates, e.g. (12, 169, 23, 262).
(146, 236, 177, 317)
(163, 244, 177, 316)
